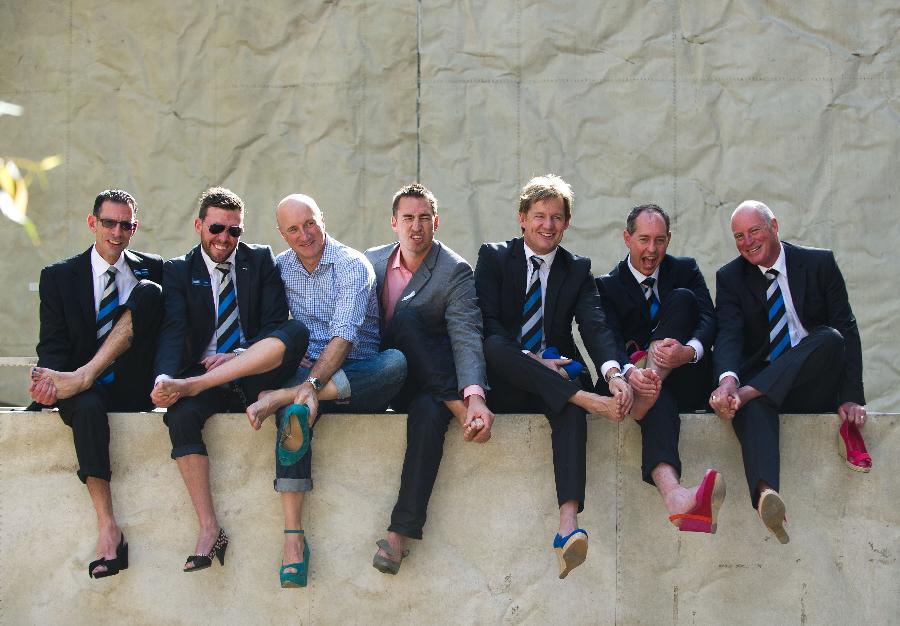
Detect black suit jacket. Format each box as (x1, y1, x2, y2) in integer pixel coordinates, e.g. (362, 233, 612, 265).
(474, 237, 626, 385)
(36, 247, 163, 372)
(714, 241, 864, 405)
(154, 242, 289, 378)
(597, 255, 716, 354)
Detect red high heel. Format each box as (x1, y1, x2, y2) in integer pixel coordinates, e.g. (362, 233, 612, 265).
(838, 420, 872, 472)
(669, 469, 726, 534)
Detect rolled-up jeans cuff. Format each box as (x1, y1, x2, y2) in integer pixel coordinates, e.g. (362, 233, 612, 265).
(331, 368, 351, 400)
(171, 443, 207, 460)
(274, 478, 313, 492)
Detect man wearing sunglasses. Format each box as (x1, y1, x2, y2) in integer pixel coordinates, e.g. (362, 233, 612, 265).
(151, 187, 309, 572)
(29, 188, 164, 578)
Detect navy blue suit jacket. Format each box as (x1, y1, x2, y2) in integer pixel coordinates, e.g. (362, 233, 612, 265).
(474, 237, 625, 386)
(713, 241, 864, 405)
(36, 247, 163, 372)
(154, 242, 288, 378)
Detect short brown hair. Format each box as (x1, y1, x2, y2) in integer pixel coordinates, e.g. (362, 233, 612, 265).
(391, 182, 437, 216)
(93, 189, 137, 216)
(518, 174, 573, 220)
(198, 187, 244, 219)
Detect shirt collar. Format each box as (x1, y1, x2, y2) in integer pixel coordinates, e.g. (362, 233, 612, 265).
(90, 245, 128, 278)
(757, 242, 786, 276)
(627, 255, 660, 285)
(523, 242, 558, 268)
(200, 245, 237, 275)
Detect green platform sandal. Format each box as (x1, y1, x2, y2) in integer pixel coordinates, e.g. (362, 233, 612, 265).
(280, 529, 310, 588)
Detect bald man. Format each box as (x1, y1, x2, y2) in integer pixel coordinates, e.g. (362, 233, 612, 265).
(709, 200, 866, 544)
(243, 194, 406, 586)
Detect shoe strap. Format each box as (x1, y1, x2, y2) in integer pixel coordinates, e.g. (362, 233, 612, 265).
(284, 529, 305, 534)
(376, 538, 409, 559)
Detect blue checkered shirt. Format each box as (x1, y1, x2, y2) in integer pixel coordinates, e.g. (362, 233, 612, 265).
(276, 236, 381, 361)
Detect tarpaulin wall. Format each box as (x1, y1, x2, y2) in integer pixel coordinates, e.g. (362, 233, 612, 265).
(1, 1, 898, 409)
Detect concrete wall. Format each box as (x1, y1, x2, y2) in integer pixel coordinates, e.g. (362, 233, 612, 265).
(1, 410, 897, 625)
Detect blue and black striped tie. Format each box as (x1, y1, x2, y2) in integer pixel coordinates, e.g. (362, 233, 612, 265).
(216, 263, 241, 353)
(96, 267, 118, 384)
(521, 257, 544, 353)
(642, 276, 660, 321)
(766, 269, 791, 361)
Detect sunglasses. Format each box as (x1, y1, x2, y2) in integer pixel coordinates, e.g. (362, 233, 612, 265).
(207, 223, 244, 237)
(97, 217, 137, 231)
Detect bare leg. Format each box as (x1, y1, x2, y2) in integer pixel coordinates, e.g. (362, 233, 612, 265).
(651, 463, 698, 523)
(245, 380, 339, 430)
(32, 310, 134, 399)
(559, 500, 579, 536)
(570, 390, 620, 421)
(86, 477, 123, 576)
(281, 492, 306, 573)
(156, 336, 288, 400)
(176, 454, 220, 569)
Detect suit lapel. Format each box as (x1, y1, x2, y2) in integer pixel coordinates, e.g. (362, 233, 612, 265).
(743, 260, 769, 306)
(395, 242, 438, 315)
(617, 257, 650, 323)
(372, 244, 397, 301)
(544, 250, 567, 329)
(657, 256, 674, 300)
(189, 247, 215, 325)
(234, 243, 251, 332)
(77, 248, 96, 335)
(784, 244, 806, 318)
(507, 239, 527, 317)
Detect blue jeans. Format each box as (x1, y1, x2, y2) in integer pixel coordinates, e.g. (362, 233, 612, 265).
(274, 348, 407, 492)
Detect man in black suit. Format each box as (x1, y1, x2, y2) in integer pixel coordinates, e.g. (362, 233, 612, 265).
(29, 189, 163, 578)
(709, 200, 866, 544)
(597, 204, 723, 534)
(151, 187, 308, 571)
(474, 174, 646, 579)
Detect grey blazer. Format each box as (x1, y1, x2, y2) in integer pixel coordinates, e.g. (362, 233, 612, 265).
(365, 240, 487, 392)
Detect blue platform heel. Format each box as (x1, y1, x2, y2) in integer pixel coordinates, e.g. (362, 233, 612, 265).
(553, 528, 588, 579)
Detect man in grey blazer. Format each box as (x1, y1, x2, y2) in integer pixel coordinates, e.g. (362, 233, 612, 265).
(366, 183, 494, 575)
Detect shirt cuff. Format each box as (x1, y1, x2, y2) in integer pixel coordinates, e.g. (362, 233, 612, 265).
(462, 385, 485, 401)
(687, 339, 704, 363)
(154, 374, 172, 386)
(719, 371, 740, 385)
(599, 360, 621, 380)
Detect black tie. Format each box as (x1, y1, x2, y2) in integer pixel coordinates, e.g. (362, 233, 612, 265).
(216, 263, 241, 353)
(96, 267, 118, 384)
(521, 257, 544, 353)
(765, 269, 791, 361)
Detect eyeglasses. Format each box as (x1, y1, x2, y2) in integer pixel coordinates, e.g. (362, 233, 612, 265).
(98, 218, 137, 231)
(207, 223, 244, 237)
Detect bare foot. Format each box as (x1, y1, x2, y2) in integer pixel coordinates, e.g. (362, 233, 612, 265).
(184, 524, 221, 571)
(629, 390, 659, 421)
(32, 366, 92, 400)
(156, 377, 202, 400)
(581, 392, 623, 422)
(91, 522, 122, 576)
(282, 530, 306, 573)
(246, 389, 293, 430)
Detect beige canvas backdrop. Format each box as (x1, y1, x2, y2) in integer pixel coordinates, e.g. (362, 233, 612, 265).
(1, 1, 897, 409)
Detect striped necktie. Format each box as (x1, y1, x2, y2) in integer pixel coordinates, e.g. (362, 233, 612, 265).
(766, 269, 791, 361)
(216, 262, 241, 353)
(521, 256, 544, 353)
(641, 276, 660, 321)
(96, 267, 118, 384)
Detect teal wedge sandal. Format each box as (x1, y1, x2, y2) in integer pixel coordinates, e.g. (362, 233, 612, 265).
(277, 403, 311, 466)
(280, 529, 310, 588)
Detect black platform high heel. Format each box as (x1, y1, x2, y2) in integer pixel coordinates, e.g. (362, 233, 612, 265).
(183, 528, 228, 572)
(89, 533, 129, 579)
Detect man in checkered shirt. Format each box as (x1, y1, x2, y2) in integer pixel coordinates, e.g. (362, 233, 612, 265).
(245, 193, 406, 579)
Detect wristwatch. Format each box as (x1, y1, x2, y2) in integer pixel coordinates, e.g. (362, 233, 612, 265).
(606, 372, 625, 384)
(305, 376, 323, 391)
